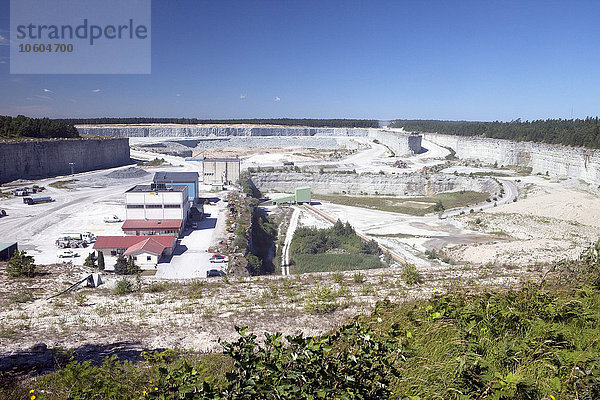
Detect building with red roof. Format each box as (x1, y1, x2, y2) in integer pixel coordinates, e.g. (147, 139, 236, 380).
(121, 219, 183, 236)
(93, 235, 176, 269)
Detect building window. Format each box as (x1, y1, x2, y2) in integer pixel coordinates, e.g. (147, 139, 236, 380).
(133, 256, 137, 261)
(146, 204, 163, 208)
(126, 204, 144, 208)
(147, 256, 152, 261)
(164, 204, 181, 208)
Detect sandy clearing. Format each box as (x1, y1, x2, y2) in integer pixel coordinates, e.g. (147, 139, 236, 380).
(486, 186, 600, 228)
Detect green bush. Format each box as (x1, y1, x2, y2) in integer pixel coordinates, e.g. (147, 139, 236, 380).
(292, 253, 383, 274)
(113, 255, 140, 275)
(114, 279, 134, 295)
(6, 250, 36, 278)
(401, 263, 422, 285)
(83, 252, 96, 269)
(305, 284, 337, 314)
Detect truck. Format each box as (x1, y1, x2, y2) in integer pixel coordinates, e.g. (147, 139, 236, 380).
(23, 196, 54, 205)
(56, 232, 96, 248)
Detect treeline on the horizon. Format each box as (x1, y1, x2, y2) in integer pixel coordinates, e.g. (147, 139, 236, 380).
(55, 117, 379, 128)
(391, 118, 600, 149)
(0, 115, 79, 139)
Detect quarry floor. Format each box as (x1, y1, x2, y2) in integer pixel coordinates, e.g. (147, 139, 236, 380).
(1, 136, 599, 365)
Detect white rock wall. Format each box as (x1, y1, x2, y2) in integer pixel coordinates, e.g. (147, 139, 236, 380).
(424, 133, 600, 185)
(77, 125, 373, 138)
(368, 130, 422, 156)
(251, 172, 499, 197)
(78, 125, 423, 157)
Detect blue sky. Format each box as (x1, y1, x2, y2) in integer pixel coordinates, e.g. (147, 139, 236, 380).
(1, 0, 599, 121)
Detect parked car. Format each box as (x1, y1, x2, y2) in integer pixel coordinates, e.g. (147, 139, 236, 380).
(210, 254, 229, 263)
(207, 269, 225, 277)
(57, 249, 78, 258)
(104, 215, 122, 223)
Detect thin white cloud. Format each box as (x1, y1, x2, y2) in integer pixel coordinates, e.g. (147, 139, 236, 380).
(33, 94, 53, 101)
(274, 96, 281, 101)
(240, 94, 247, 99)
(176, 93, 181, 97)
(43, 88, 53, 93)
(91, 89, 101, 93)
(0, 60, 6, 64)
(0, 34, 8, 46)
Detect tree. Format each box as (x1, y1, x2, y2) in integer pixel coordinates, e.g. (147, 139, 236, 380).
(113, 254, 129, 275)
(246, 254, 261, 275)
(84, 252, 96, 269)
(433, 200, 445, 212)
(97, 251, 105, 271)
(361, 239, 380, 255)
(127, 256, 140, 275)
(6, 250, 36, 278)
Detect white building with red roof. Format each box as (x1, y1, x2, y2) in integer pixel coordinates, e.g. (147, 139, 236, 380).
(121, 219, 183, 236)
(93, 235, 176, 270)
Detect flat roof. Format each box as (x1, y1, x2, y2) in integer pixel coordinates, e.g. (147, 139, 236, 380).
(0, 242, 17, 252)
(153, 171, 199, 182)
(93, 235, 175, 250)
(126, 184, 187, 193)
(121, 219, 183, 230)
(202, 158, 240, 162)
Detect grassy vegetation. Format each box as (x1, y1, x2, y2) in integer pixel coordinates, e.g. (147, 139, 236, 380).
(291, 253, 383, 274)
(290, 220, 384, 273)
(48, 179, 78, 189)
(314, 190, 489, 216)
(136, 157, 167, 167)
(16, 241, 600, 399)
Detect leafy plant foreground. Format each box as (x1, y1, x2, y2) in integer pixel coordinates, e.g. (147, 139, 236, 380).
(6, 244, 600, 399)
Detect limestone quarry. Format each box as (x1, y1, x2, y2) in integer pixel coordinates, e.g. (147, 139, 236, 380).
(1, 124, 599, 362)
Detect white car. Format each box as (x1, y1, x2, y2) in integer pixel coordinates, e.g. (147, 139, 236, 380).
(57, 249, 78, 258)
(104, 215, 122, 223)
(210, 254, 229, 263)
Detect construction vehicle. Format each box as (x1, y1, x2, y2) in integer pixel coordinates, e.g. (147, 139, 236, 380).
(23, 196, 54, 205)
(55, 232, 95, 249)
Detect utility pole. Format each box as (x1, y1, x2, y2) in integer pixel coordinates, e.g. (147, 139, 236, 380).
(69, 162, 75, 179)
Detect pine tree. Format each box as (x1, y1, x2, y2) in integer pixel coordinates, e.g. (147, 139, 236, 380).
(6, 250, 36, 278)
(114, 254, 128, 275)
(84, 252, 96, 269)
(97, 251, 105, 271)
(127, 256, 140, 275)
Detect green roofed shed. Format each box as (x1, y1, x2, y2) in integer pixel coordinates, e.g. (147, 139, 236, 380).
(295, 187, 311, 203)
(272, 187, 311, 205)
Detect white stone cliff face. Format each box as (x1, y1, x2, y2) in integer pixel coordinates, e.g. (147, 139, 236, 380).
(251, 172, 499, 197)
(77, 125, 373, 137)
(424, 133, 600, 185)
(76, 125, 424, 157)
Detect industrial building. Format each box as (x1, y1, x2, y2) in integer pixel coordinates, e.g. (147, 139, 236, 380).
(122, 219, 184, 236)
(0, 242, 17, 261)
(125, 183, 190, 223)
(201, 157, 240, 185)
(272, 187, 312, 205)
(153, 171, 199, 203)
(93, 235, 176, 269)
